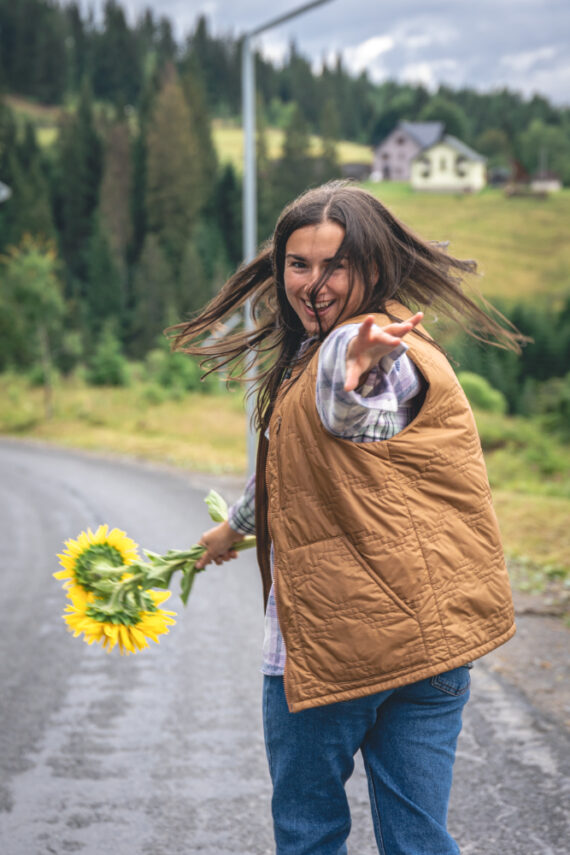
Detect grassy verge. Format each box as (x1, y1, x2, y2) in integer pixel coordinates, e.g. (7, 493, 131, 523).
(0, 373, 248, 473)
(1, 374, 568, 596)
(474, 408, 569, 599)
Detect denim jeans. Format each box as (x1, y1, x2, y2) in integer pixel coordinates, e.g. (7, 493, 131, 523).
(263, 666, 471, 855)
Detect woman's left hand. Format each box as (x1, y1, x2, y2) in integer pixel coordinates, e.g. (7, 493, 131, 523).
(345, 312, 424, 392)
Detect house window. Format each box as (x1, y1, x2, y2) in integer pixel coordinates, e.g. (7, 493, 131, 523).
(440, 157, 447, 171)
(396, 136, 406, 145)
(456, 156, 467, 177)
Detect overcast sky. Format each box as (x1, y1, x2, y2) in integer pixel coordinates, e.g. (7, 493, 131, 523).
(79, 0, 570, 106)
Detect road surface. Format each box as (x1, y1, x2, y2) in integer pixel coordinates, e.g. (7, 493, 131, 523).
(0, 439, 568, 854)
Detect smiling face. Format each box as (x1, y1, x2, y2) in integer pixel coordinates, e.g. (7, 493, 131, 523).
(283, 221, 366, 335)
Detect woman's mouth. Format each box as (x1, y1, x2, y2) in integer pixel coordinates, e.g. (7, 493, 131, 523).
(303, 298, 334, 316)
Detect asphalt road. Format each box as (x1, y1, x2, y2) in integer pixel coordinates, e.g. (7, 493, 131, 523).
(0, 439, 568, 855)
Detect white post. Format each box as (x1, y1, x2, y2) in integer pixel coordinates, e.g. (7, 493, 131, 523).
(242, 34, 258, 474)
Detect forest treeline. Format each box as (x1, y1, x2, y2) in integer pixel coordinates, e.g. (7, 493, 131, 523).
(0, 0, 569, 425)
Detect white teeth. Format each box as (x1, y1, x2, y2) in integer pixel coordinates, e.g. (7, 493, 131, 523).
(304, 300, 333, 309)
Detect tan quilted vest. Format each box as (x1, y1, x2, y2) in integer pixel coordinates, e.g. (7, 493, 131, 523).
(256, 305, 515, 712)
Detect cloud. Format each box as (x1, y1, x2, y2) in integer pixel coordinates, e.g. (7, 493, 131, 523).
(71, 0, 570, 105)
(400, 59, 460, 91)
(500, 46, 557, 74)
(343, 35, 394, 76)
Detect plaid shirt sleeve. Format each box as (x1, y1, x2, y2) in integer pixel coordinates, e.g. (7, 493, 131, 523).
(316, 323, 424, 442)
(228, 473, 256, 535)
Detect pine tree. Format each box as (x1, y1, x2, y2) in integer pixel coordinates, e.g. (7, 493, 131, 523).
(319, 98, 341, 182)
(145, 65, 203, 274)
(215, 163, 242, 268)
(0, 111, 54, 248)
(65, 2, 89, 94)
(271, 104, 314, 215)
(256, 102, 275, 243)
(56, 79, 103, 282)
(91, 0, 142, 106)
(84, 215, 123, 338)
(180, 61, 218, 204)
(129, 233, 175, 356)
(99, 116, 132, 272)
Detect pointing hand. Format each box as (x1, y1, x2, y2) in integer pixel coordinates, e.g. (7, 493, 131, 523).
(345, 312, 424, 392)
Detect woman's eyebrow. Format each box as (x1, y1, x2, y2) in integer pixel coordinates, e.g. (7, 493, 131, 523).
(285, 253, 345, 262)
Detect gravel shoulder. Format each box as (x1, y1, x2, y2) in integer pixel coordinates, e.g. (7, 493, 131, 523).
(485, 589, 570, 731)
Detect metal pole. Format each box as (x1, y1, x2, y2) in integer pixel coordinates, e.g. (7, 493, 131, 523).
(242, 34, 259, 474)
(250, 0, 333, 37)
(242, 35, 256, 265)
(241, 0, 335, 473)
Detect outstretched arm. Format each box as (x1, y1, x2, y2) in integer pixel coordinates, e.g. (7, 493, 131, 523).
(344, 312, 424, 393)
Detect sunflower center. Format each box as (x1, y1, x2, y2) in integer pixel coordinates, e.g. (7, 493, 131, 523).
(74, 543, 126, 591)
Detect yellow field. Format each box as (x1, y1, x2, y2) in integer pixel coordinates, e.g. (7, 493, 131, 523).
(212, 120, 373, 169)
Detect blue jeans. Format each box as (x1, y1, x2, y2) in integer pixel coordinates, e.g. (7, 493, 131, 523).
(263, 667, 471, 855)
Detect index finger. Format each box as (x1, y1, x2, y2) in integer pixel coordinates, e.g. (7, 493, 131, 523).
(384, 312, 423, 336)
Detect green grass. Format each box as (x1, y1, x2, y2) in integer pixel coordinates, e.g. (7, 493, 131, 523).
(0, 373, 248, 474)
(362, 182, 570, 302)
(473, 408, 570, 578)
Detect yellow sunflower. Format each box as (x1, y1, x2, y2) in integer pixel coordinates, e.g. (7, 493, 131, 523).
(63, 587, 176, 655)
(54, 525, 139, 595)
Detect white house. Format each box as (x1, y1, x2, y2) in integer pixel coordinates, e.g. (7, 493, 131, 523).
(410, 136, 487, 193)
(371, 121, 444, 182)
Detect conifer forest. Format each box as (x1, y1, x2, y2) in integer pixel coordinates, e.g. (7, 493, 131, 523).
(0, 0, 569, 426)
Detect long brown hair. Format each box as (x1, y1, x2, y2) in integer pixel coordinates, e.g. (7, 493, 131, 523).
(171, 181, 525, 431)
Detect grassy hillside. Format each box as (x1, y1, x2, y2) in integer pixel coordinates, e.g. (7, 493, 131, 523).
(211, 119, 373, 169)
(362, 182, 570, 302)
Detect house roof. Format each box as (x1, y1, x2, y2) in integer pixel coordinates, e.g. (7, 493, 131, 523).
(398, 121, 444, 148)
(439, 135, 486, 162)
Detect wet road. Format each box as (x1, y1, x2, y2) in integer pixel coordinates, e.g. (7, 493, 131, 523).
(0, 439, 568, 855)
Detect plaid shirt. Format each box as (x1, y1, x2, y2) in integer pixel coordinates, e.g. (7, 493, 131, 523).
(229, 323, 423, 676)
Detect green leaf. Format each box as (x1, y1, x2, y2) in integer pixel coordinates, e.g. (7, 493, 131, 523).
(180, 568, 196, 605)
(204, 489, 228, 523)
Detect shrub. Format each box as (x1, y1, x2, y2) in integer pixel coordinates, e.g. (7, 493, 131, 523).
(534, 374, 570, 439)
(457, 371, 507, 414)
(27, 363, 60, 387)
(144, 342, 218, 393)
(87, 326, 130, 387)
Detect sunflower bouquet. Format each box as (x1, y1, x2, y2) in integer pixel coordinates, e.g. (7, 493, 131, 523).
(54, 490, 255, 655)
